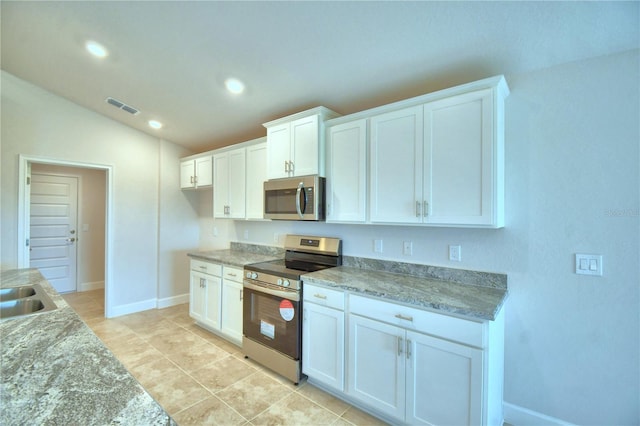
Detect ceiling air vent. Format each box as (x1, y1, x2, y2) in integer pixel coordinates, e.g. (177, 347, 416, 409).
(105, 97, 140, 115)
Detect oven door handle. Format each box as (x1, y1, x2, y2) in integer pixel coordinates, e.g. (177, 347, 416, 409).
(243, 280, 300, 302)
(295, 181, 306, 219)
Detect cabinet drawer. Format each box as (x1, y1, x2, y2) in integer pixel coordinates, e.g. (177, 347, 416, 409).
(349, 294, 483, 347)
(304, 283, 345, 310)
(223, 266, 243, 283)
(190, 259, 222, 276)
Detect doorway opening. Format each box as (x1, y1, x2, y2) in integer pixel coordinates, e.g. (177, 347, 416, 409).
(17, 155, 114, 317)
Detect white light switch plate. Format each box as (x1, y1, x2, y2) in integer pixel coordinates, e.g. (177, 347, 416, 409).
(575, 254, 603, 276)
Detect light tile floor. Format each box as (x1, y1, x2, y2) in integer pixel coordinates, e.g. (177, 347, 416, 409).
(62, 290, 388, 426)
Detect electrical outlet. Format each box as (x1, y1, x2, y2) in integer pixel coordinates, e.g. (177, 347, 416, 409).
(244, 230, 249, 239)
(403, 241, 413, 256)
(373, 239, 383, 253)
(449, 245, 461, 262)
(273, 233, 279, 243)
(213, 227, 218, 237)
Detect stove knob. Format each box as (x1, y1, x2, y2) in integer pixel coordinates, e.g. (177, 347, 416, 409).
(245, 271, 251, 279)
(251, 272, 258, 280)
(282, 279, 290, 287)
(277, 278, 283, 286)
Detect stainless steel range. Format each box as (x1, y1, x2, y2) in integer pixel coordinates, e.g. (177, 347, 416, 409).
(242, 234, 342, 384)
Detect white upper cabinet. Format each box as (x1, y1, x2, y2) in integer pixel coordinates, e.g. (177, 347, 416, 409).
(264, 107, 340, 179)
(180, 155, 213, 189)
(367, 75, 508, 228)
(370, 106, 424, 224)
(213, 148, 246, 219)
(424, 89, 497, 226)
(245, 141, 268, 220)
(326, 119, 368, 223)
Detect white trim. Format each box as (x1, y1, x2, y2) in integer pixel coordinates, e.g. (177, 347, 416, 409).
(157, 293, 189, 309)
(109, 298, 157, 318)
(503, 402, 576, 426)
(79, 281, 105, 292)
(18, 155, 114, 318)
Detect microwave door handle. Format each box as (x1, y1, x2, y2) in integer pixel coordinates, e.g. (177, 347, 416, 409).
(295, 181, 305, 218)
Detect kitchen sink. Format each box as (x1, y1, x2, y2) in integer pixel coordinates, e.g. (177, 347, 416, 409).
(0, 284, 57, 320)
(0, 286, 36, 301)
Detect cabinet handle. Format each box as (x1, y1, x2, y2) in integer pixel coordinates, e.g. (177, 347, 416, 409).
(190, 176, 194, 184)
(406, 339, 412, 359)
(423, 201, 428, 217)
(397, 336, 403, 356)
(227, 273, 237, 277)
(313, 293, 327, 300)
(200, 278, 205, 288)
(395, 313, 414, 322)
(199, 266, 207, 270)
(416, 201, 421, 217)
(284, 160, 289, 173)
(289, 161, 294, 173)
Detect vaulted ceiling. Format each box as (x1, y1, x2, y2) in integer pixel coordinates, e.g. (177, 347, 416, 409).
(2, 1, 638, 152)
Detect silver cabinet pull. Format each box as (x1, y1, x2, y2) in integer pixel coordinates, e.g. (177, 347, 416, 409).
(423, 201, 428, 217)
(416, 201, 421, 217)
(395, 313, 414, 322)
(66, 238, 76, 243)
(289, 161, 294, 173)
(397, 336, 403, 356)
(406, 339, 412, 359)
(284, 160, 289, 173)
(190, 176, 194, 184)
(199, 265, 207, 270)
(313, 293, 327, 300)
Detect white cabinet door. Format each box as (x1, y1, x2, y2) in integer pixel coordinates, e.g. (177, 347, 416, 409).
(213, 153, 229, 218)
(348, 314, 405, 422)
(189, 270, 206, 322)
(213, 148, 246, 218)
(203, 273, 222, 330)
(246, 142, 267, 220)
(370, 106, 423, 224)
(221, 279, 243, 344)
(424, 89, 494, 226)
(267, 123, 291, 179)
(290, 115, 320, 177)
(303, 302, 345, 392)
(180, 161, 195, 189)
(406, 330, 483, 426)
(195, 156, 213, 187)
(326, 119, 367, 223)
(228, 148, 246, 218)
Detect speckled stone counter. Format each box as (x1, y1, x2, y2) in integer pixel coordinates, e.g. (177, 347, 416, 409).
(0, 268, 174, 426)
(302, 258, 507, 321)
(187, 242, 284, 267)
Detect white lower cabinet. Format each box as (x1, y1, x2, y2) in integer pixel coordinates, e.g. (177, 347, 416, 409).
(302, 284, 345, 392)
(303, 288, 503, 426)
(220, 266, 244, 344)
(189, 260, 222, 330)
(190, 260, 243, 345)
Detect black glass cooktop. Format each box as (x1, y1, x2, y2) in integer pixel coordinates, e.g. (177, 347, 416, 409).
(245, 259, 331, 280)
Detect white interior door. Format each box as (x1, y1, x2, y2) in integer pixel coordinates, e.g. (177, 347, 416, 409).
(29, 174, 79, 293)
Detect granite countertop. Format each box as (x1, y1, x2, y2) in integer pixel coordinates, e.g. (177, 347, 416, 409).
(302, 264, 508, 321)
(0, 268, 174, 426)
(187, 242, 285, 267)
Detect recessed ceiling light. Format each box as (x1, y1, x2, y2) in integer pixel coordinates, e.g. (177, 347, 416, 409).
(225, 78, 245, 95)
(85, 40, 108, 58)
(148, 120, 163, 130)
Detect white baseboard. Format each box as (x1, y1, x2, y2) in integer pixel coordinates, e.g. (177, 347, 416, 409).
(504, 402, 575, 426)
(108, 298, 157, 318)
(157, 293, 189, 309)
(78, 281, 104, 292)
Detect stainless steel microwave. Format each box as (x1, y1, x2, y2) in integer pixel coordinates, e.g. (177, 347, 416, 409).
(264, 175, 325, 221)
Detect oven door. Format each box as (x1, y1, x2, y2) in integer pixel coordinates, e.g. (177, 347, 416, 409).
(243, 280, 301, 359)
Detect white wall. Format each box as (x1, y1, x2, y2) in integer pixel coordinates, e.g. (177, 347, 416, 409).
(0, 71, 199, 314)
(204, 50, 639, 424)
